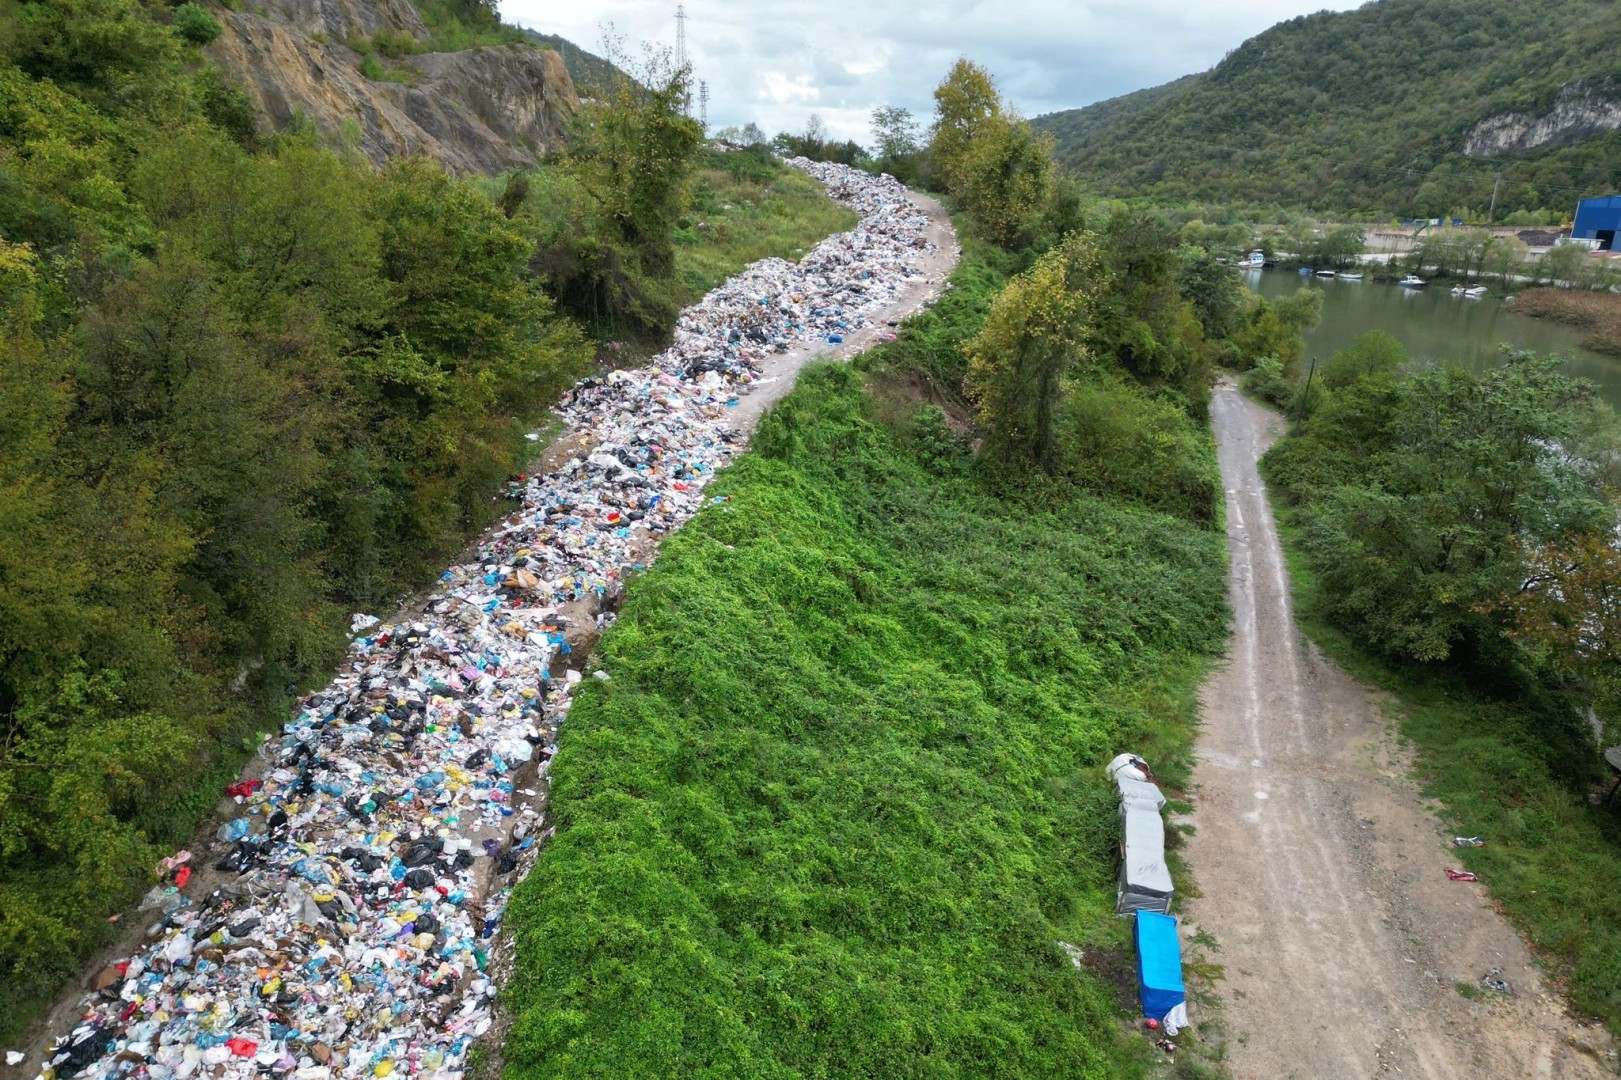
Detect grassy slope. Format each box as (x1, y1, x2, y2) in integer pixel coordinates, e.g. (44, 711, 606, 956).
(500, 351, 1229, 1076)
(674, 161, 859, 305)
(1266, 501, 1621, 1029)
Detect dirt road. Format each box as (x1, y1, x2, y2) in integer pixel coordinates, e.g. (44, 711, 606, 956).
(1182, 379, 1616, 1079)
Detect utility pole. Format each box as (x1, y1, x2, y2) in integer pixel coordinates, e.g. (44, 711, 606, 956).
(675, 5, 691, 116)
(1297, 356, 1318, 422)
(1487, 173, 1502, 225)
(698, 80, 709, 133)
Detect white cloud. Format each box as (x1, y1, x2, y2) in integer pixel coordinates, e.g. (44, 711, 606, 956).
(499, 0, 1366, 144)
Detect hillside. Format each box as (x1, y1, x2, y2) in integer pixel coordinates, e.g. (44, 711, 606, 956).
(516, 29, 621, 96)
(203, 0, 582, 173)
(1033, 0, 1621, 217)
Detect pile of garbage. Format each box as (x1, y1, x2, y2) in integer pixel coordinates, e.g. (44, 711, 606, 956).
(30, 160, 937, 1080)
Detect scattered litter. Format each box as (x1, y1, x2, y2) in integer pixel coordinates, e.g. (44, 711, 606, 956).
(1445, 869, 1479, 881)
(1481, 968, 1512, 994)
(32, 159, 939, 1080)
(1452, 836, 1484, 847)
(1155, 1038, 1178, 1053)
(10, 1051, 27, 1066)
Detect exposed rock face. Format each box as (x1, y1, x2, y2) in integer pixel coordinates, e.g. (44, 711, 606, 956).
(254, 0, 428, 44)
(1464, 81, 1621, 156)
(206, 7, 576, 175)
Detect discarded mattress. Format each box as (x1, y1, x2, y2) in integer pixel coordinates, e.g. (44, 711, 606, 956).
(1106, 752, 1151, 783)
(1115, 775, 1166, 812)
(1134, 910, 1187, 1021)
(1117, 803, 1173, 914)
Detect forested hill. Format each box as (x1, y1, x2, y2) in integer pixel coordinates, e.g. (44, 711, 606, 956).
(1032, 0, 1621, 217)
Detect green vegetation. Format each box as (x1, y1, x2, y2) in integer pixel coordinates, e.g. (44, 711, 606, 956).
(504, 358, 1228, 1077)
(407, 0, 523, 54)
(1033, 0, 1621, 218)
(502, 55, 1257, 1072)
(0, 0, 838, 1038)
(673, 147, 859, 302)
(1258, 331, 1621, 1029)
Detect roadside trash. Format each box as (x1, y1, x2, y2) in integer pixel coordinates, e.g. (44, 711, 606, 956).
(154, 850, 191, 878)
(1145, 1018, 1159, 1030)
(1155, 1038, 1177, 1053)
(32, 159, 941, 1080)
(1452, 836, 1484, 847)
(7, 1051, 26, 1066)
(1445, 869, 1478, 881)
(1481, 968, 1511, 994)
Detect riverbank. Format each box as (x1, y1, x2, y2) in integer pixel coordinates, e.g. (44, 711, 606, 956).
(1514, 289, 1621, 358)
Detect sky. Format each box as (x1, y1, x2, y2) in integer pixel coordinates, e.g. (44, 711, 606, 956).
(498, 0, 1366, 143)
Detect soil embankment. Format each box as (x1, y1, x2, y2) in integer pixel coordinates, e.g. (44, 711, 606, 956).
(1183, 379, 1615, 1078)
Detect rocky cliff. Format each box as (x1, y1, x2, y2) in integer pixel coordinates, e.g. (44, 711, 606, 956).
(206, 0, 577, 174)
(1464, 81, 1621, 157)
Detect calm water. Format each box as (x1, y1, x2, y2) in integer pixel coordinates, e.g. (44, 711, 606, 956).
(1244, 270, 1621, 408)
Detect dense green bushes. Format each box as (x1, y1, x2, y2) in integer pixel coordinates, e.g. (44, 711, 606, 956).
(504, 363, 1228, 1077)
(1264, 350, 1617, 665)
(0, 0, 829, 1035)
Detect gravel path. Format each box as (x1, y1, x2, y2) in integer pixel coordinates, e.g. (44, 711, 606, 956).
(1182, 378, 1616, 1079)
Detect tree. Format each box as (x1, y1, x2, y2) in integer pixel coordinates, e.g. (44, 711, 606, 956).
(1495, 512, 1621, 733)
(870, 105, 921, 181)
(171, 3, 221, 46)
(1319, 330, 1406, 390)
(1299, 354, 1612, 663)
(959, 113, 1053, 248)
(964, 231, 1102, 472)
(1177, 246, 1246, 341)
(1483, 234, 1528, 287)
(928, 58, 1000, 197)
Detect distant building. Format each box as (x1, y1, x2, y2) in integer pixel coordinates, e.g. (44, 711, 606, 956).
(1573, 195, 1621, 250)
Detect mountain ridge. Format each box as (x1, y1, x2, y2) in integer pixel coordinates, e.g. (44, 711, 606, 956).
(1033, 0, 1621, 216)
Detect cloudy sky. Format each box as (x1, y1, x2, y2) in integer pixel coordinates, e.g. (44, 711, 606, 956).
(498, 1, 1365, 142)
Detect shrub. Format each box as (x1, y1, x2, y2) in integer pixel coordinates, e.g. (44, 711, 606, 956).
(172, 3, 222, 46)
(1242, 355, 1296, 411)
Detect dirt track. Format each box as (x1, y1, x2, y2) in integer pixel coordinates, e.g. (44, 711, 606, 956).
(1182, 379, 1617, 1079)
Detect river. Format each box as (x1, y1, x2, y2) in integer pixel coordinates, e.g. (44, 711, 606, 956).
(1243, 269, 1621, 407)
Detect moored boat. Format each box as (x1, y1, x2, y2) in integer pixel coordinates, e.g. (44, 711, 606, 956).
(1398, 275, 1426, 288)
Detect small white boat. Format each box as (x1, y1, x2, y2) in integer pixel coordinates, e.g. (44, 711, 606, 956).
(1340, 272, 1363, 280)
(1241, 250, 1265, 268)
(1450, 284, 1488, 298)
(1315, 269, 1336, 277)
(1398, 275, 1426, 288)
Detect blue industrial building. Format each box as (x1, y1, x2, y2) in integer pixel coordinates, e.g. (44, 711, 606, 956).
(1574, 195, 1621, 250)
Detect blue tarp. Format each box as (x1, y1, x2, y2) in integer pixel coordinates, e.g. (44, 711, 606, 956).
(1134, 911, 1186, 1019)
